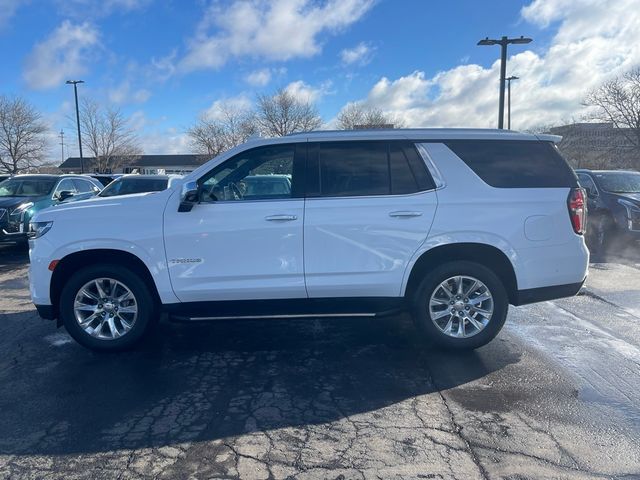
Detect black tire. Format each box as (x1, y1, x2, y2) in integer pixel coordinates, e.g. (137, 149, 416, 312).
(411, 261, 508, 350)
(60, 264, 157, 352)
(586, 215, 612, 257)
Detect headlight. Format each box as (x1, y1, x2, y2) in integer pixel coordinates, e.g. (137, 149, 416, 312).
(618, 199, 640, 230)
(28, 221, 53, 239)
(9, 202, 34, 221)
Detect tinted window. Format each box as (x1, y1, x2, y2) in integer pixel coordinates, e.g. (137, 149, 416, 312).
(99, 178, 168, 197)
(445, 140, 578, 188)
(73, 179, 98, 193)
(307, 141, 434, 198)
(54, 179, 77, 196)
(200, 145, 298, 202)
(576, 173, 597, 194)
(318, 142, 388, 197)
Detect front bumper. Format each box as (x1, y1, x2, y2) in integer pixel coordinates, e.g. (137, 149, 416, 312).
(35, 304, 57, 320)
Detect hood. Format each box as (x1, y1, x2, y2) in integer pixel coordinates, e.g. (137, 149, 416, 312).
(32, 188, 174, 223)
(0, 195, 44, 209)
(611, 192, 640, 207)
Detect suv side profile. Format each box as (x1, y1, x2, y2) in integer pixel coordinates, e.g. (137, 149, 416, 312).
(575, 169, 640, 253)
(28, 129, 589, 352)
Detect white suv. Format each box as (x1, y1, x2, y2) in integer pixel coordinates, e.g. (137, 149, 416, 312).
(28, 129, 589, 351)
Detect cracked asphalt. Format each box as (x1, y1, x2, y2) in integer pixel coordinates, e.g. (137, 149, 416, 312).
(0, 244, 639, 479)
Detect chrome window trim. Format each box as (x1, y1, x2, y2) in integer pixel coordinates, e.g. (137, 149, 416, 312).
(415, 143, 446, 190)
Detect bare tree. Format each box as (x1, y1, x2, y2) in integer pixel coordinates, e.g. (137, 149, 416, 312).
(584, 67, 640, 159)
(337, 103, 404, 129)
(79, 99, 141, 173)
(255, 89, 322, 137)
(187, 101, 256, 157)
(0, 95, 48, 174)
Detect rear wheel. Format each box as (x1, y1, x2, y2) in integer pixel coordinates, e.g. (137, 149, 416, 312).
(411, 261, 508, 350)
(60, 265, 156, 351)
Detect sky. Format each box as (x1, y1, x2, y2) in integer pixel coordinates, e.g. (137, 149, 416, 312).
(1, 0, 639, 163)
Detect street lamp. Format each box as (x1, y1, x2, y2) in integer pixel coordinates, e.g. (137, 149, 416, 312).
(66, 80, 85, 173)
(506, 76, 519, 130)
(477, 36, 532, 129)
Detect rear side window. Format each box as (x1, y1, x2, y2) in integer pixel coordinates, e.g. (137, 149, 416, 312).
(444, 140, 578, 188)
(307, 141, 435, 197)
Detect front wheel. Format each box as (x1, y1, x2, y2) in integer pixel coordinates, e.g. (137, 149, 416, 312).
(60, 265, 156, 351)
(411, 261, 508, 350)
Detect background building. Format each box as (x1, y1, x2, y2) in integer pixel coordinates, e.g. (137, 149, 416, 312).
(550, 123, 640, 170)
(59, 154, 208, 175)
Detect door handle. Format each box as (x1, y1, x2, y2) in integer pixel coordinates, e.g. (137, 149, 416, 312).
(265, 214, 298, 221)
(389, 211, 423, 218)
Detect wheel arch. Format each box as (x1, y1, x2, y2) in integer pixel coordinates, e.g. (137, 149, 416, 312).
(403, 243, 518, 304)
(50, 249, 161, 316)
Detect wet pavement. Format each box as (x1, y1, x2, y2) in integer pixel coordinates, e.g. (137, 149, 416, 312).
(0, 244, 639, 479)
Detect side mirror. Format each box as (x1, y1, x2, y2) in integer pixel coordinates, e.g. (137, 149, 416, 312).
(57, 190, 74, 202)
(178, 181, 199, 212)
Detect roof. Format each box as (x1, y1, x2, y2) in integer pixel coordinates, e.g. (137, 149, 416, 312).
(286, 128, 541, 141)
(5, 174, 90, 179)
(60, 154, 205, 170)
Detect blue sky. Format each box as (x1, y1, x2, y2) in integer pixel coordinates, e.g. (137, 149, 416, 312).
(1, 0, 637, 160)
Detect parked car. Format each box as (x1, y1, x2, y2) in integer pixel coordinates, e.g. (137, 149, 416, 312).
(98, 174, 174, 197)
(576, 169, 640, 252)
(0, 174, 101, 245)
(89, 174, 122, 187)
(28, 129, 588, 352)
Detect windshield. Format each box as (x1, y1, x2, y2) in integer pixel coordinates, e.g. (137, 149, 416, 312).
(0, 178, 56, 197)
(594, 172, 640, 193)
(99, 177, 168, 197)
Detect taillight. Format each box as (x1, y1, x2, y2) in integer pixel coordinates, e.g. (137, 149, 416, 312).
(568, 188, 587, 235)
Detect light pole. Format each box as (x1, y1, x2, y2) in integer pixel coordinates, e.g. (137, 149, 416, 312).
(66, 80, 85, 173)
(59, 129, 65, 163)
(477, 36, 532, 129)
(506, 76, 519, 130)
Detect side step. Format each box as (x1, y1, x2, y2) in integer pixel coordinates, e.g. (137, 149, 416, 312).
(163, 298, 406, 323)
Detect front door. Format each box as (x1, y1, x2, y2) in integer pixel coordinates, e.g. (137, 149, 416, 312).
(164, 143, 307, 302)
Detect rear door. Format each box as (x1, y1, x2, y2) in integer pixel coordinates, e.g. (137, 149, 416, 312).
(303, 140, 438, 298)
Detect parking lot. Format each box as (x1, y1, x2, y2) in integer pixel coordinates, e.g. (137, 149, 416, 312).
(0, 245, 639, 479)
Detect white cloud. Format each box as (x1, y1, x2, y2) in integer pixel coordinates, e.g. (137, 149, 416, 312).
(54, 0, 150, 18)
(343, 0, 640, 130)
(179, 0, 375, 72)
(340, 42, 373, 66)
(245, 68, 272, 87)
(204, 95, 254, 121)
(0, 0, 25, 30)
(284, 80, 332, 103)
(23, 21, 100, 90)
(108, 80, 151, 104)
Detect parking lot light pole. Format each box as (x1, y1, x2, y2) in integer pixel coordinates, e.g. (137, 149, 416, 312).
(506, 76, 519, 130)
(66, 80, 85, 173)
(477, 36, 532, 129)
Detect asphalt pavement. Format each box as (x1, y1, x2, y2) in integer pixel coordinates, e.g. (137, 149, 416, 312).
(0, 243, 639, 479)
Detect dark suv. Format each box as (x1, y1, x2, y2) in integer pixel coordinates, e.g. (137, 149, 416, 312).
(575, 169, 640, 252)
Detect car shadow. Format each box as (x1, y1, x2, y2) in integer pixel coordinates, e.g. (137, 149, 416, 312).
(0, 313, 521, 457)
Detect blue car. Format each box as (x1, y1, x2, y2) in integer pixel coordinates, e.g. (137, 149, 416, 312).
(0, 174, 102, 244)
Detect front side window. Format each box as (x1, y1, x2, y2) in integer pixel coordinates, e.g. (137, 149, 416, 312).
(577, 173, 597, 195)
(200, 145, 296, 202)
(53, 179, 77, 197)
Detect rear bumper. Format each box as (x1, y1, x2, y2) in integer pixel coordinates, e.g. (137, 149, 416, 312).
(513, 278, 585, 306)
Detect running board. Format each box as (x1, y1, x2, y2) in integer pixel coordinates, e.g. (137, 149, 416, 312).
(170, 312, 379, 322)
